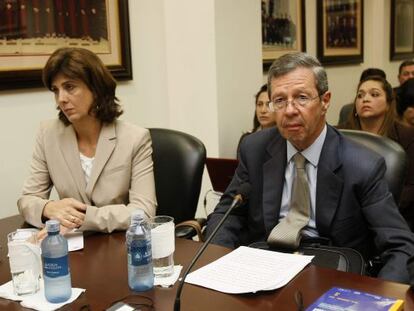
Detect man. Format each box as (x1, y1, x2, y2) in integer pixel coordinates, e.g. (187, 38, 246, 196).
(398, 60, 414, 86)
(205, 52, 414, 284)
(394, 60, 414, 100)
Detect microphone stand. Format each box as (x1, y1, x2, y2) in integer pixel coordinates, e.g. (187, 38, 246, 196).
(173, 197, 243, 311)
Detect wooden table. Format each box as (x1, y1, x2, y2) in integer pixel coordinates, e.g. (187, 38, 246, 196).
(0, 215, 413, 310)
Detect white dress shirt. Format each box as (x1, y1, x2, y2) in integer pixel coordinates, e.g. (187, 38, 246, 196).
(279, 124, 327, 237)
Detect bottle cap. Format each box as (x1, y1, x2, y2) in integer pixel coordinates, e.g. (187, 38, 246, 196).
(45, 220, 60, 232)
(130, 209, 145, 223)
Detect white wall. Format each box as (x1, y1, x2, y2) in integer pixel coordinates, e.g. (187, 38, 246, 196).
(215, 0, 263, 158)
(0, 0, 405, 219)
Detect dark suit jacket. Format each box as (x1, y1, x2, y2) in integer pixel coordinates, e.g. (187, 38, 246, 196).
(389, 121, 414, 229)
(206, 125, 414, 283)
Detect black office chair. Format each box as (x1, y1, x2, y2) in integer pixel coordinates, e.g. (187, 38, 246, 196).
(149, 128, 206, 240)
(338, 103, 353, 125)
(339, 129, 408, 203)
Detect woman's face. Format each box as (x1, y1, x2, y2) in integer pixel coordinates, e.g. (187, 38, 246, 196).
(255, 91, 275, 129)
(51, 73, 95, 124)
(355, 80, 389, 120)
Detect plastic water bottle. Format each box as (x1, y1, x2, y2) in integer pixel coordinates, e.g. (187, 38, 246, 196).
(41, 220, 72, 303)
(126, 211, 154, 291)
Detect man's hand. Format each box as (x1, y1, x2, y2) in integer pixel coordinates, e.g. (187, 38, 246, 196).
(42, 198, 87, 229)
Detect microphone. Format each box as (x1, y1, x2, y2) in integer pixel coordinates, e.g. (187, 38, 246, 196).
(173, 183, 251, 311)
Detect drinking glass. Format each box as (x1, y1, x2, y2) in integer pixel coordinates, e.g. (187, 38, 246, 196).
(7, 229, 41, 296)
(150, 216, 175, 277)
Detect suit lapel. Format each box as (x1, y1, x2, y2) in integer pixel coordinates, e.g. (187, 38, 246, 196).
(262, 135, 286, 234)
(58, 125, 89, 203)
(85, 122, 116, 197)
(315, 126, 344, 236)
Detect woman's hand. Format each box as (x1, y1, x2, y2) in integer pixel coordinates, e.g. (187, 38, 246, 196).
(42, 198, 87, 229)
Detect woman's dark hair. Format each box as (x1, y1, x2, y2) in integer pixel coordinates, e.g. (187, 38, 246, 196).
(345, 76, 396, 137)
(359, 68, 386, 81)
(252, 84, 268, 132)
(397, 78, 414, 117)
(42, 47, 123, 125)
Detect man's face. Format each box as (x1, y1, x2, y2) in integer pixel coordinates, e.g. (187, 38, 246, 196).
(398, 64, 414, 85)
(403, 107, 414, 127)
(270, 67, 330, 151)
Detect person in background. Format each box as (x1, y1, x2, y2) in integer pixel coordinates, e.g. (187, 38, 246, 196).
(237, 84, 276, 155)
(397, 78, 414, 128)
(337, 68, 386, 125)
(17, 47, 157, 233)
(395, 60, 414, 101)
(398, 60, 414, 86)
(340, 75, 414, 230)
(206, 52, 414, 284)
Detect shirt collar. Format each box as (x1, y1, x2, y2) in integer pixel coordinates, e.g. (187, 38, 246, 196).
(286, 124, 327, 167)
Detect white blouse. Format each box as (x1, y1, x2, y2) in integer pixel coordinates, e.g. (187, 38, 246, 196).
(79, 153, 95, 185)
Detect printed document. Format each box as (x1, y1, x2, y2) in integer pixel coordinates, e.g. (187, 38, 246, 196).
(185, 246, 313, 294)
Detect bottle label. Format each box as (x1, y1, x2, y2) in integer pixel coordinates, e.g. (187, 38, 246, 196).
(43, 255, 69, 278)
(128, 239, 152, 266)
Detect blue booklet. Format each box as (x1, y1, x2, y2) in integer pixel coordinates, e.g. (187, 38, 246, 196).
(306, 287, 404, 311)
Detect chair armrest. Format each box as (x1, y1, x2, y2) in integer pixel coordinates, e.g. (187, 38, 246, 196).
(175, 218, 206, 242)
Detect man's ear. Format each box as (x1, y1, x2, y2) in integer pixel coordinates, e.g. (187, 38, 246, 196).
(321, 91, 331, 114)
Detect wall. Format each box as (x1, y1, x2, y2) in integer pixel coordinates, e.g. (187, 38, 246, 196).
(215, 0, 263, 157)
(0, 0, 405, 219)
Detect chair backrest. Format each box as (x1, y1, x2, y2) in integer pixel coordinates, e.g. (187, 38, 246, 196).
(206, 157, 239, 193)
(149, 128, 206, 224)
(339, 129, 407, 202)
(338, 103, 353, 125)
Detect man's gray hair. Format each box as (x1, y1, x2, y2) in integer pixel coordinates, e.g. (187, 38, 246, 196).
(267, 52, 328, 96)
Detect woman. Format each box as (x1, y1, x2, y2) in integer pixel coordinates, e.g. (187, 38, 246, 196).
(17, 47, 157, 233)
(397, 78, 414, 127)
(340, 75, 414, 229)
(237, 84, 276, 155)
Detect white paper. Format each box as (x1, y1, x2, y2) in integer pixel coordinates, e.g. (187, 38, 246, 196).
(0, 280, 85, 311)
(185, 246, 313, 294)
(65, 230, 84, 252)
(154, 265, 183, 287)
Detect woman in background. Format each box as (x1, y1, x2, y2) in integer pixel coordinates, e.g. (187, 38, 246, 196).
(340, 75, 414, 229)
(18, 47, 157, 233)
(237, 84, 276, 155)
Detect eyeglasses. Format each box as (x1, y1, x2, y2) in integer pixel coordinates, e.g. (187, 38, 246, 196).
(267, 94, 320, 112)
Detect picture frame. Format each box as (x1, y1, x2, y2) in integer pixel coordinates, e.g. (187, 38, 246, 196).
(317, 0, 364, 65)
(390, 0, 414, 60)
(262, 0, 306, 71)
(0, 0, 132, 91)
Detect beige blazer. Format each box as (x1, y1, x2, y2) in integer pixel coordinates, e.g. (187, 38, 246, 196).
(17, 119, 157, 232)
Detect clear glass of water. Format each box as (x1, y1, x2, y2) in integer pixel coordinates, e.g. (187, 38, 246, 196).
(150, 216, 175, 277)
(7, 229, 41, 296)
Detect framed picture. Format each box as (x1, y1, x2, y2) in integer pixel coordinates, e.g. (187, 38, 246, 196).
(0, 0, 132, 91)
(262, 0, 306, 71)
(390, 0, 414, 60)
(317, 0, 364, 65)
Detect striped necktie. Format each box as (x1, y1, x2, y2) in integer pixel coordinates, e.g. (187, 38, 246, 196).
(267, 152, 311, 249)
